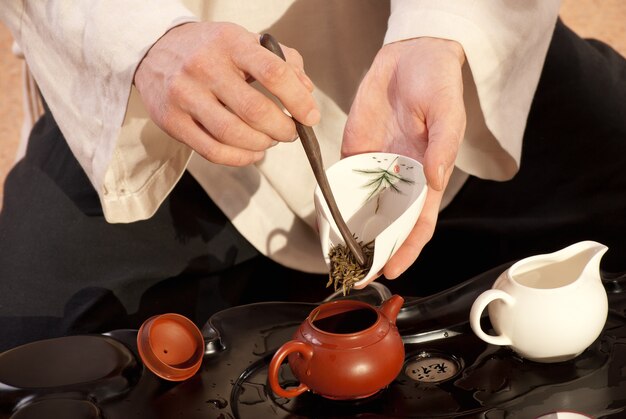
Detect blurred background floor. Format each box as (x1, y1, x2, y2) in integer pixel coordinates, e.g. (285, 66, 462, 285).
(1, 0, 625, 208)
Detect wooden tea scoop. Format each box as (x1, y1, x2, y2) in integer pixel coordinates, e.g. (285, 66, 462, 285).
(260, 33, 366, 267)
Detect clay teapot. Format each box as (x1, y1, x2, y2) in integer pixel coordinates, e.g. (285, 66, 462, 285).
(268, 295, 405, 400)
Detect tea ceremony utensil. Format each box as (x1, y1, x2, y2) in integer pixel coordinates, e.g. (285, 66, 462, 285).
(315, 152, 427, 291)
(259, 33, 366, 267)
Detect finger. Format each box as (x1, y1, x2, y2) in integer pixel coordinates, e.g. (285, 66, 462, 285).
(243, 43, 314, 92)
(280, 44, 305, 69)
(165, 109, 265, 166)
(234, 47, 320, 126)
(210, 73, 298, 142)
(423, 102, 465, 191)
(281, 45, 315, 92)
(182, 91, 278, 152)
(382, 186, 443, 279)
(292, 65, 314, 92)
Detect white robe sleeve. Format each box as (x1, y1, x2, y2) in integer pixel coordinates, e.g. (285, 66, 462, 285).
(384, 0, 561, 181)
(1, 1, 199, 222)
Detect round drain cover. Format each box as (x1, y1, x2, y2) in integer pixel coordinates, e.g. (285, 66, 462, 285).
(404, 351, 462, 383)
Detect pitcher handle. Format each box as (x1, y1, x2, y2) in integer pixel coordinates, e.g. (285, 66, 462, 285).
(469, 289, 514, 346)
(268, 341, 314, 398)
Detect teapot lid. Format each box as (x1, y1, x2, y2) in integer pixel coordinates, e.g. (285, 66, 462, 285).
(137, 313, 204, 381)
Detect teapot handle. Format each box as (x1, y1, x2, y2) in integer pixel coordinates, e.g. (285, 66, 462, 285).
(469, 289, 514, 347)
(268, 341, 314, 398)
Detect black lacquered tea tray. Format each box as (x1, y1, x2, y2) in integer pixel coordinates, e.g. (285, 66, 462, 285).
(1, 263, 625, 418)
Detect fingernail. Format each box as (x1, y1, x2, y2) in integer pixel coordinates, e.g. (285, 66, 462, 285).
(385, 270, 399, 280)
(269, 140, 279, 148)
(304, 108, 320, 126)
(437, 164, 445, 190)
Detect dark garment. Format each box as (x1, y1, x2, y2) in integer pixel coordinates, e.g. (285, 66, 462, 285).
(0, 20, 625, 351)
(387, 20, 626, 297)
(0, 103, 329, 351)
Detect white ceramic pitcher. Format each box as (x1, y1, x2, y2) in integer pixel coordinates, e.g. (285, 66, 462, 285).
(469, 241, 609, 363)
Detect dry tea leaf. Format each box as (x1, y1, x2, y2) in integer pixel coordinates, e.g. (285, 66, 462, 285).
(327, 238, 374, 296)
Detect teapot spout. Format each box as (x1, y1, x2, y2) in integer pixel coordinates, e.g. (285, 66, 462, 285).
(380, 295, 404, 324)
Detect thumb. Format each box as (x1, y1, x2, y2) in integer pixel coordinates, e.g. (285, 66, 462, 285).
(422, 110, 465, 191)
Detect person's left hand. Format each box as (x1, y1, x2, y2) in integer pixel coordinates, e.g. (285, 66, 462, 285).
(342, 37, 466, 280)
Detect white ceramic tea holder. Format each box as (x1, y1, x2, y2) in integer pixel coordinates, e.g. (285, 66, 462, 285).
(314, 152, 427, 289)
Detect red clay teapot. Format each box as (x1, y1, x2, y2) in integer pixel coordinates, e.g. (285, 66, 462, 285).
(268, 295, 405, 400)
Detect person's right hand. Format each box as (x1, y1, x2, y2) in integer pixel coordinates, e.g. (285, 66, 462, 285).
(134, 22, 320, 166)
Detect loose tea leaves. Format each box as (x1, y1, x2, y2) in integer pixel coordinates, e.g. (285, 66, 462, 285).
(327, 237, 374, 296)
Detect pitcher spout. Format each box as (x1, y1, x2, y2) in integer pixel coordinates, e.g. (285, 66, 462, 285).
(508, 240, 609, 289)
(549, 240, 608, 284)
(380, 295, 404, 324)
(576, 240, 609, 279)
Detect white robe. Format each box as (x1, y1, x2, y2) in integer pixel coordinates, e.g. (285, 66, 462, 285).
(1, 0, 561, 272)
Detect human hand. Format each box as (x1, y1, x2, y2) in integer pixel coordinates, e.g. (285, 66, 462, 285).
(342, 37, 466, 279)
(134, 22, 320, 166)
